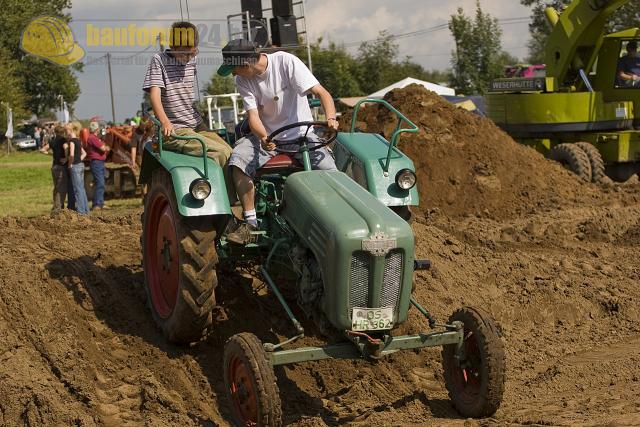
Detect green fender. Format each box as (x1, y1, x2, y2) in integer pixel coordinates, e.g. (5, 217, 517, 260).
(334, 132, 419, 206)
(139, 144, 231, 217)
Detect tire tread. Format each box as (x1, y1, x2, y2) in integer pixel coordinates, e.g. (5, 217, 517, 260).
(142, 169, 219, 344)
(441, 306, 506, 418)
(224, 333, 282, 427)
(547, 143, 592, 182)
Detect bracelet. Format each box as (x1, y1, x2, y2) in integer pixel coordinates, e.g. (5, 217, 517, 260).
(328, 117, 337, 121)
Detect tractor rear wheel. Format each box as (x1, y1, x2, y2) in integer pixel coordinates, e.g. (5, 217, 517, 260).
(574, 142, 608, 184)
(224, 333, 282, 427)
(547, 143, 592, 182)
(441, 306, 505, 418)
(142, 169, 218, 344)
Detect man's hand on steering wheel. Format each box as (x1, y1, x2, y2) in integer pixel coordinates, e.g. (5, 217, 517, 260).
(260, 136, 276, 151)
(265, 121, 338, 154)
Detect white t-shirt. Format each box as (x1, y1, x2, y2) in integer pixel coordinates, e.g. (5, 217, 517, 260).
(235, 51, 319, 140)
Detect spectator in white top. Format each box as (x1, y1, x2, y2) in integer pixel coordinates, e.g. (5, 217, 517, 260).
(218, 39, 339, 245)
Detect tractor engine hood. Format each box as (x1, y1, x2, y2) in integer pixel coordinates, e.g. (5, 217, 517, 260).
(282, 171, 415, 331)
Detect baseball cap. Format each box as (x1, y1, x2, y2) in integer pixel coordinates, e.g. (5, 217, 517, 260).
(89, 121, 99, 132)
(217, 39, 259, 76)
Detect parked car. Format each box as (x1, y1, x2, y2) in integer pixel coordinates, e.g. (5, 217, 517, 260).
(13, 132, 37, 150)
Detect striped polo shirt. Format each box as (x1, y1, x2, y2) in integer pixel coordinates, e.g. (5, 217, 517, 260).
(143, 51, 203, 129)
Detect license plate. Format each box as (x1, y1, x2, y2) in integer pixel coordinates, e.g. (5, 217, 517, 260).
(351, 307, 394, 331)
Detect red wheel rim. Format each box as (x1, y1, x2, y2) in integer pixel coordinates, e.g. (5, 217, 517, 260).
(144, 191, 179, 318)
(452, 330, 482, 403)
(227, 355, 258, 426)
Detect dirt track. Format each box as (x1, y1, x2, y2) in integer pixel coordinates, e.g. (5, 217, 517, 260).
(1, 86, 640, 426)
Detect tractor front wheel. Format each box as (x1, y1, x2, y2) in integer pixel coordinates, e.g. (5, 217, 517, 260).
(441, 306, 505, 418)
(223, 333, 282, 427)
(547, 143, 592, 182)
(142, 169, 218, 344)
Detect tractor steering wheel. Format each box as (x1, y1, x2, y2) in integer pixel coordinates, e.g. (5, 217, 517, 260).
(267, 121, 337, 154)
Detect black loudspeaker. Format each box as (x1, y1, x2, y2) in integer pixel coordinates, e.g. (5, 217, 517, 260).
(243, 18, 269, 47)
(241, 0, 263, 19)
(270, 15, 297, 46)
(272, 0, 293, 16)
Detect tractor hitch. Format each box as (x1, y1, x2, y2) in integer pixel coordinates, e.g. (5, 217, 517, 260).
(414, 259, 431, 270)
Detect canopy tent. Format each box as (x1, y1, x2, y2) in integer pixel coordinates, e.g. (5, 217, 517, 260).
(337, 77, 455, 108)
(368, 77, 455, 98)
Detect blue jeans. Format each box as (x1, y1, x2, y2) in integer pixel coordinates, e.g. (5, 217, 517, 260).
(69, 163, 89, 215)
(90, 160, 106, 208)
(67, 169, 76, 210)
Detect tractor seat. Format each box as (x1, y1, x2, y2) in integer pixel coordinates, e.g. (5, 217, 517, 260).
(255, 154, 302, 176)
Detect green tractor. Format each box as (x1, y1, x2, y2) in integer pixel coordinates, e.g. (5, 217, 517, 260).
(139, 99, 506, 425)
(486, 0, 640, 182)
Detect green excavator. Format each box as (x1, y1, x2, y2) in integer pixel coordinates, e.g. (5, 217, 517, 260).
(486, 0, 640, 182)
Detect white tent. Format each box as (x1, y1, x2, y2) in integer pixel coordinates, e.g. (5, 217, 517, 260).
(368, 77, 455, 98)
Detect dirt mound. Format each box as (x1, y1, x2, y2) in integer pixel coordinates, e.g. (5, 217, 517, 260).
(2, 198, 640, 425)
(340, 85, 605, 219)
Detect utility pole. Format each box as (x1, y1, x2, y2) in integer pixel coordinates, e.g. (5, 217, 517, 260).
(2, 102, 12, 155)
(58, 94, 64, 122)
(106, 52, 116, 123)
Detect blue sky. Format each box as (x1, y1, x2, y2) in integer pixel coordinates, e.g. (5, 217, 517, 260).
(67, 0, 532, 122)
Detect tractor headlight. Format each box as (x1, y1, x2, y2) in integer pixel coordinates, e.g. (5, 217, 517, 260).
(395, 169, 417, 190)
(189, 178, 211, 200)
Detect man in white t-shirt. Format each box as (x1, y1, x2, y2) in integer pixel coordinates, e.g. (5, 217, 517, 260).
(217, 39, 339, 244)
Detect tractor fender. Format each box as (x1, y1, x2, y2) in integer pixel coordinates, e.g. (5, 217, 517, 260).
(333, 132, 419, 207)
(139, 144, 231, 217)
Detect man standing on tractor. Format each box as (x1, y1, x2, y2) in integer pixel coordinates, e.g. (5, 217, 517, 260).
(143, 22, 234, 195)
(617, 40, 640, 88)
(216, 39, 339, 244)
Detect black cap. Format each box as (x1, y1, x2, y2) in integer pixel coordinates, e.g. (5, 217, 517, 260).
(217, 39, 259, 76)
(628, 40, 638, 50)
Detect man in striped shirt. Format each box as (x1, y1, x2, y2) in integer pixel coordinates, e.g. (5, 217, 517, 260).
(143, 21, 233, 196)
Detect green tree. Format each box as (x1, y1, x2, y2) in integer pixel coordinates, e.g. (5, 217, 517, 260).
(355, 31, 400, 94)
(449, 2, 510, 94)
(352, 32, 452, 95)
(202, 74, 237, 107)
(521, 0, 640, 63)
(309, 40, 362, 97)
(0, 0, 80, 117)
(0, 49, 28, 130)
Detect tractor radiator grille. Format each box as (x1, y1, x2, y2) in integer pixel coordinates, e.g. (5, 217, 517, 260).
(349, 251, 370, 309)
(381, 250, 403, 308)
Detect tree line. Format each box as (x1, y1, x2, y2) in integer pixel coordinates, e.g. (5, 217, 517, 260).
(3, 0, 640, 128)
(0, 0, 80, 129)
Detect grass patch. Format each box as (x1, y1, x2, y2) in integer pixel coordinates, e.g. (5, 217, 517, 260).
(0, 150, 51, 165)
(0, 164, 52, 217)
(0, 155, 142, 217)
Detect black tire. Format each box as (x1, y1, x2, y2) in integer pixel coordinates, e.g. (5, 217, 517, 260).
(574, 142, 608, 184)
(141, 169, 218, 344)
(547, 143, 592, 182)
(224, 333, 282, 427)
(390, 205, 413, 223)
(441, 307, 506, 418)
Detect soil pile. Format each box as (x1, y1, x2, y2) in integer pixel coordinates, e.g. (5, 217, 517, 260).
(341, 84, 604, 219)
(1, 200, 640, 425)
